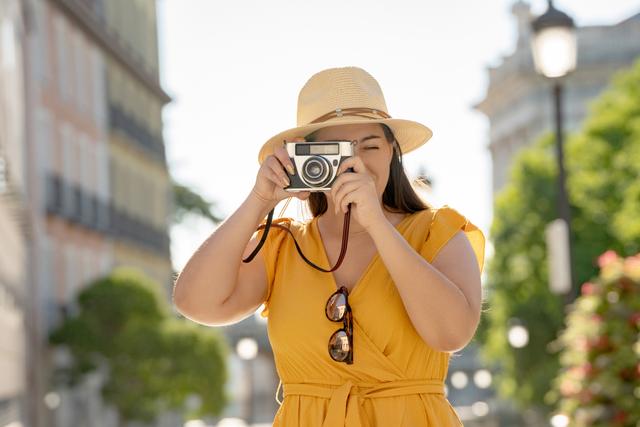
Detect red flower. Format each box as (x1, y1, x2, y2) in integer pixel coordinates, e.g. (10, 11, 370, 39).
(629, 312, 640, 328)
(581, 363, 594, 377)
(579, 389, 593, 404)
(587, 335, 610, 351)
(618, 277, 635, 293)
(597, 250, 619, 268)
(575, 337, 589, 351)
(581, 282, 598, 295)
(613, 410, 627, 424)
(619, 367, 636, 380)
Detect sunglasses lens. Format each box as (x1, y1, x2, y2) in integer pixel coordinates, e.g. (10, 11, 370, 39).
(326, 292, 347, 321)
(328, 330, 351, 362)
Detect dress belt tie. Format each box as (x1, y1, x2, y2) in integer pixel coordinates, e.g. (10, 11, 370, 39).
(283, 379, 445, 427)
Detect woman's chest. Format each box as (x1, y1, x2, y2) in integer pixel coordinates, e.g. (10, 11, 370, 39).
(267, 246, 428, 366)
(322, 235, 379, 292)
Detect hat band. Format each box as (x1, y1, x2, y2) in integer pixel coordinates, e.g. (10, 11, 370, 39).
(309, 107, 392, 125)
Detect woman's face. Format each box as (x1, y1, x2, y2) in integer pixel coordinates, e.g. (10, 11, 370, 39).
(310, 123, 394, 200)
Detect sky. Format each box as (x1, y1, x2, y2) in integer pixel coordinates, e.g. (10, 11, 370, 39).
(157, 0, 640, 272)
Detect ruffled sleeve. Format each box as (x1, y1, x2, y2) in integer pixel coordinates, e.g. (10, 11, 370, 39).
(256, 217, 293, 318)
(420, 205, 485, 273)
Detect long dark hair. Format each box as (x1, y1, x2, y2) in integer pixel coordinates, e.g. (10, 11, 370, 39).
(305, 124, 432, 217)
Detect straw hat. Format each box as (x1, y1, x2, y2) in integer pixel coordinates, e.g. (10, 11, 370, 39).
(258, 66, 433, 164)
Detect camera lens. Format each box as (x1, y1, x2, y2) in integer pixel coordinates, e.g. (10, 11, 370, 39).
(302, 156, 331, 187)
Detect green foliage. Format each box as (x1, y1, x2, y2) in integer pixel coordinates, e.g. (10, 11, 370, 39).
(172, 179, 223, 225)
(478, 58, 640, 412)
(49, 267, 229, 424)
(547, 251, 640, 426)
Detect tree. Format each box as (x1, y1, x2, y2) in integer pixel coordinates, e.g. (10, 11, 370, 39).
(49, 267, 229, 426)
(478, 58, 640, 412)
(172, 179, 223, 225)
(548, 250, 640, 426)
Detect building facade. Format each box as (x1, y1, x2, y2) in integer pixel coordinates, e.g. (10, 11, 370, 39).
(0, 1, 29, 425)
(475, 1, 640, 194)
(1, 0, 173, 425)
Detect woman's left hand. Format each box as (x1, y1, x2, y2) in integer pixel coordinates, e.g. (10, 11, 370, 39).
(330, 156, 386, 231)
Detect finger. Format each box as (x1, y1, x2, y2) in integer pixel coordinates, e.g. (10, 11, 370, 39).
(349, 156, 368, 174)
(337, 157, 357, 175)
(264, 167, 288, 189)
(280, 137, 306, 175)
(333, 181, 362, 214)
(272, 146, 296, 176)
(340, 187, 361, 214)
(266, 156, 289, 183)
(266, 157, 290, 187)
(330, 173, 362, 206)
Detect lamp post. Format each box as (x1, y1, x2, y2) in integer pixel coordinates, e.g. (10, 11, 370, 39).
(531, 0, 577, 304)
(236, 337, 258, 425)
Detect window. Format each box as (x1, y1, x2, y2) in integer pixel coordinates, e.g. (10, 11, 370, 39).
(1, 16, 16, 69)
(60, 123, 80, 218)
(96, 142, 109, 199)
(65, 243, 76, 302)
(53, 14, 69, 102)
(37, 108, 52, 175)
(78, 134, 90, 190)
(91, 48, 105, 129)
(60, 122, 71, 175)
(36, 2, 51, 85)
(40, 234, 59, 330)
(75, 34, 86, 112)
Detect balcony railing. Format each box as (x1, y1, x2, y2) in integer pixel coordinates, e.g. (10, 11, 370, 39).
(108, 205, 169, 254)
(44, 172, 170, 255)
(108, 104, 166, 164)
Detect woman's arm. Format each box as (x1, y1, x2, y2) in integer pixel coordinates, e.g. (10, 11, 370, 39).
(368, 220, 482, 352)
(330, 155, 482, 352)
(172, 191, 275, 325)
(172, 143, 308, 326)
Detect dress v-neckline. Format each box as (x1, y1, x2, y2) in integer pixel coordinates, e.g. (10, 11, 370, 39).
(311, 213, 415, 299)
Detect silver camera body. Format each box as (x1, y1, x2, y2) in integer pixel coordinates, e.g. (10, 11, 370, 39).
(285, 141, 354, 191)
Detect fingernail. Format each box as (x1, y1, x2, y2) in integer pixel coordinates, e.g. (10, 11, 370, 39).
(282, 176, 290, 186)
(286, 164, 295, 175)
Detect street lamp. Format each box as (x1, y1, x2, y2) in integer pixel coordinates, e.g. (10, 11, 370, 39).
(236, 337, 258, 424)
(531, 0, 577, 303)
(507, 323, 529, 349)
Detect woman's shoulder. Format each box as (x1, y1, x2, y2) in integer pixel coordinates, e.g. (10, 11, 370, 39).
(403, 204, 470, 223)
(259, 216, 312, 240)
(399, 206, 437, 227)
(418, 204, 486, 271)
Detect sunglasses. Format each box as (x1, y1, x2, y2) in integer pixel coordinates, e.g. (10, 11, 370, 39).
(325, 286, 353, 364)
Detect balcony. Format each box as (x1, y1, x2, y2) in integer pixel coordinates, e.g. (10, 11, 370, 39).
(44, 173, 170, 256)
(108, 205, 170, 255)
(46, 173, 106, 231)
(45, 174, 169, 255)
(50, 0, 169, 104)
(108, 104, 166, 164)
(45, 174, 63, 215)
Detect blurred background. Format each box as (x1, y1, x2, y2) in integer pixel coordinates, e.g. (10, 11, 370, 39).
(1, 0, 639, 426)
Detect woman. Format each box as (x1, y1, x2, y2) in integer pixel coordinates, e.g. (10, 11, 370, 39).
(173, 66, 486, 426)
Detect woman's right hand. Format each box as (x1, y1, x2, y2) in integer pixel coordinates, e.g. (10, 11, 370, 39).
(251, 137, 310, 207)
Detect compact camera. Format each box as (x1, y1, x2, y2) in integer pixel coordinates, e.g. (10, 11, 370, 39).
(284, 141, 354, 191)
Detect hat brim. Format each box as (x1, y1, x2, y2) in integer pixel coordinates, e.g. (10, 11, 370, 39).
(258, 116, 433, 164)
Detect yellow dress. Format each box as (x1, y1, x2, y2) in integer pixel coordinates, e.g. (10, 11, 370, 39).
(258, 205, 486, 426)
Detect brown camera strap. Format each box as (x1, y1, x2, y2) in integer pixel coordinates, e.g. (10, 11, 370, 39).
(242, 205, 351, 273)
